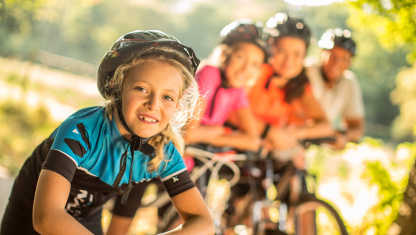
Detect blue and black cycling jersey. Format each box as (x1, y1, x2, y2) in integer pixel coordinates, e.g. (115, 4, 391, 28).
(4, 106, 194, 222)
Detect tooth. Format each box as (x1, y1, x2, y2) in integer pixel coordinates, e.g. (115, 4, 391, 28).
(141, 116, 156, 122)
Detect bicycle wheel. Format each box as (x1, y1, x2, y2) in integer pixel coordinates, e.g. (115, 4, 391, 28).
(295, 197, 348, 235)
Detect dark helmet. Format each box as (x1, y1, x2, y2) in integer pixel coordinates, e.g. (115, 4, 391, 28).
(318, 28, 356, 56)
(263, 12, 312, 46)
(98, 30, 200, 98)
(220, 19, 267, 55)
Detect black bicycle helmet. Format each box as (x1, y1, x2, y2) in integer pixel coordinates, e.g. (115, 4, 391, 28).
(98, 30, 200, 98)
(263, 12, 312, 47)
(318, 28, 356, 56)
(220, 19, 267, 56)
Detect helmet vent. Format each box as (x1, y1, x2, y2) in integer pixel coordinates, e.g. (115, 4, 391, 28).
(296, 22, 304, 29)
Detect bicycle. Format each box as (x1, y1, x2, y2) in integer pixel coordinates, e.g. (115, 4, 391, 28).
(247, 149, 349, 235)
(139, 139, 348, 235)
(226, 138, 349, 235)
(139, 145, 247, 234)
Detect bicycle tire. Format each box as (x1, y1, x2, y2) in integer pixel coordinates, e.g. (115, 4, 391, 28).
(294, 197, 348, 235)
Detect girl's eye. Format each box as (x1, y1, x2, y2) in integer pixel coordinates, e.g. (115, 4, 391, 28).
(163, 95, 174, 102)
(233, 52, 244, 59)
(251, 62, 261, 69)
(275, 48, 284, 54)
(135, 87, 147, 92)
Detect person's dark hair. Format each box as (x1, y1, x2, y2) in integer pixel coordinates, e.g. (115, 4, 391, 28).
(283, 68, 309, 103)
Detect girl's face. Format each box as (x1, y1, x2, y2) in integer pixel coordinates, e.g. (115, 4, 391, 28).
(223, 42, 265, 88)
(118, 60, 182, 138)
(269, 37, 307, 80)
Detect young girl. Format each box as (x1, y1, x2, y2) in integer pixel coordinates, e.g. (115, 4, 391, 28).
(184, 19, 266, 151)
(0, 30, 214, 235)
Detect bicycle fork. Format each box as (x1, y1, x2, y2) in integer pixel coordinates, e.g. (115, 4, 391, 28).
(251, 157, 293, 235)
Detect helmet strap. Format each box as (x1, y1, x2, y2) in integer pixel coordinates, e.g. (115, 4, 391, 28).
(113, 97, 155, 205)
(115, 98, 135, 137)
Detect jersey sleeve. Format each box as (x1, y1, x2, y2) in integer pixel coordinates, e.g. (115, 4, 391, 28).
(42, 118, 91, 182)
(196, 65, 221, 100)
(159, 143, 195, 197)
(344, 74, 365, 119)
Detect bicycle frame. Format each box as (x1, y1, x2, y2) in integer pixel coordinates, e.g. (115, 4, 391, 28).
(142, 142, 347, 235)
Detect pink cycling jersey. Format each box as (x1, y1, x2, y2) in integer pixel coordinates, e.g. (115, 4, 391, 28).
(196, 65, 249, 126)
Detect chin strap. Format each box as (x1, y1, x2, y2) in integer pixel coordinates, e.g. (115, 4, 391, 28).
(113, 99, 156, 205)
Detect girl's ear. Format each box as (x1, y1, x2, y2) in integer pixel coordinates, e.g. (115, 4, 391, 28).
(221, 44, 232, 60)
(219, 46, 232, 71)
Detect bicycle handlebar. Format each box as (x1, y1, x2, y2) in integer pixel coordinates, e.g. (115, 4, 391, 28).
(184, 136, 335, 187)
(299, 136, 336, 148)
(185, 146, 248, 187)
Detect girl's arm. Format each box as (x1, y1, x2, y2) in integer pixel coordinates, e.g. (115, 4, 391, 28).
(162, 187, 214, 235)
(106, 215, 133, 235)
(33, 169, 93, 235)
(106, 183, 149, 235)
(183, 98, 224, 144)
(345, 117, 364, 143)
(295, 92, 334, 139)
(207, 107, 261, 151)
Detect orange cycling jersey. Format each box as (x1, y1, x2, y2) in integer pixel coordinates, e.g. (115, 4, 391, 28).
(248, 64, 312, 127)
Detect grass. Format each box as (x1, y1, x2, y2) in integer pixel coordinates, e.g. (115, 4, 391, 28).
(0, 100, 59, 175)
(0, 57, 103, 175)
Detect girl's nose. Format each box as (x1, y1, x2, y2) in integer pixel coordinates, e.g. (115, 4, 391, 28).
(241, 60, 249, 71)
(145, 95, 160, 111)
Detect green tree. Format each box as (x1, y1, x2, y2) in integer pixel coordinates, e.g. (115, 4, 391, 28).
(347, 1, 416, 233)
(348, 0, 416, 63)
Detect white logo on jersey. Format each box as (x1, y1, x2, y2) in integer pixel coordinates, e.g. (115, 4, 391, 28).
(66, 189, 93, 216)
(172, 176, 179, 182)
(72, 128, 79, 134)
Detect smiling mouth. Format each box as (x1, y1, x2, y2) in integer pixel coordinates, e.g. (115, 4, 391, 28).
(139, 115, 158, 123)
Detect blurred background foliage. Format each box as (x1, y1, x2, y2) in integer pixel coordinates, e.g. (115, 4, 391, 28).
(2, 0, 416, 234)
(1, 0, 414, 141)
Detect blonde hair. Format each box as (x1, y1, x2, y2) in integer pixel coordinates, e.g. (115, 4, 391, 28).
(104, 51, 199, 172)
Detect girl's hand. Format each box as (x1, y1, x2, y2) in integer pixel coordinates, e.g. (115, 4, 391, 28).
(264, 126, 299, 150)
(204, 125, 227, 144)
(332, 132, 348, 150)
(184, 125, 224, 144)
